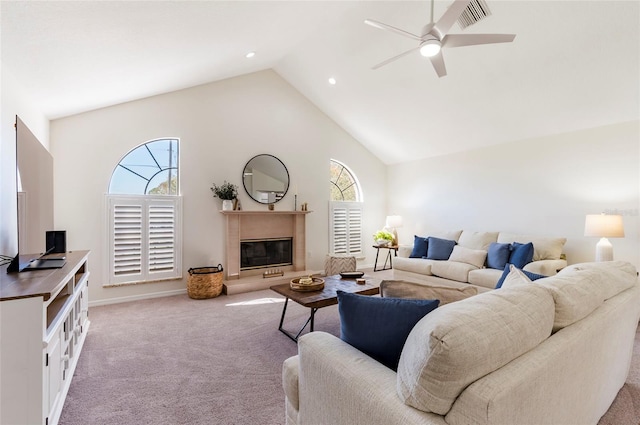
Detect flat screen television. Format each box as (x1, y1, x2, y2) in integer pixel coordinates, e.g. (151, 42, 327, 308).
(6, 116, 60, 272)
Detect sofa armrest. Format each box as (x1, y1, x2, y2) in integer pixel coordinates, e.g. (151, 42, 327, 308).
(523, 259, 567, 276)
(398, 244, 413, 258)
(283, 355, 300, 409)
(296, 332, 447, 425)
(283, 355, 300, 425)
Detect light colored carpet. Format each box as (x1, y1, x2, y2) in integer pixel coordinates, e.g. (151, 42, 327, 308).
(59, 285, 640, 425)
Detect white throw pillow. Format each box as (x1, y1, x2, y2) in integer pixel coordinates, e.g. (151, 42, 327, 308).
(457, 231, 499, 251)
(448, 245, 487, 269)
(501, 264, 533, 288)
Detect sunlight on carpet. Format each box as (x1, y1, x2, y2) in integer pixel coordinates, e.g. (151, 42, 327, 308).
(225, 297, 285, 306)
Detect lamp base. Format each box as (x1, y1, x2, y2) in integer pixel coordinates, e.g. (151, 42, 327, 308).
(384, 227, 399, 247)
(595, 237, 614, 262)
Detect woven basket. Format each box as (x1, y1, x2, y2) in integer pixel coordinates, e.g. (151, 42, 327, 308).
(187, 265, 224, 299)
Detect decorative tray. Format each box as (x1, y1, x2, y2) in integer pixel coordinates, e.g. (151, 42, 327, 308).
(290, 277, 325, 292)
(339, 271, 365, 278)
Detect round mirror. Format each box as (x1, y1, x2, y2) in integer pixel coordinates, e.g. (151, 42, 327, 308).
(242, 154, 290, 204)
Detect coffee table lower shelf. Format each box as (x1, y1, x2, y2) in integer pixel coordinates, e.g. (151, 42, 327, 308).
(270, 274, 381, 342)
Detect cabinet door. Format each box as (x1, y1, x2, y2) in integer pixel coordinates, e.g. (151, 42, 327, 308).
(80, 281, 89, 328)
(46, 327, 64, 420)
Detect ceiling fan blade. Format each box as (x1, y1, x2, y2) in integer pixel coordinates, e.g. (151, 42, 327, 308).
(371, 45, 421, 70)
(432, 0, 472, 38)
(443, 34, 516, 48)
(429, 51, 447, 78)
(364, 19, 423, 41)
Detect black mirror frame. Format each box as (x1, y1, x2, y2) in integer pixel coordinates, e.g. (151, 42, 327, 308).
(242, 154, 290, 204)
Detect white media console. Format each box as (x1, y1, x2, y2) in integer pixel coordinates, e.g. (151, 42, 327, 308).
(0, 250, 90, 425)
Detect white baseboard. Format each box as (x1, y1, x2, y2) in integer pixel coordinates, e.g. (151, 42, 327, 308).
(89, 288, 187, 307)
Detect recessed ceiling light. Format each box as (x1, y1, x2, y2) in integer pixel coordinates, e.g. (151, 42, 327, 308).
(328, 77, 337, 85)
(245, 51, 256, 58)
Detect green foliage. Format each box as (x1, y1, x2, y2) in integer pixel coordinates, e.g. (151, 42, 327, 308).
(149, 176, 177, 195)
(211, 181, 238, 200)
(373, 230, 394, 242)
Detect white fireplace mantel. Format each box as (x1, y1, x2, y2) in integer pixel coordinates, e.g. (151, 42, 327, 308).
(221, 210, 311, 281)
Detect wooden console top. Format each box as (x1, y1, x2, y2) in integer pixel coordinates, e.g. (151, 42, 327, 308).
(0, 250, 89, 301)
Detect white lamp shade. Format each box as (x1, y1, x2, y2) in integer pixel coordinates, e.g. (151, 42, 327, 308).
(385, 215, 403, 228)
(584, 214, 624, 238)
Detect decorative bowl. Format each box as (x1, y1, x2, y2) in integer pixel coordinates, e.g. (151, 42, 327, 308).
(339, 271, 365, 278)
(290, 277, 325, 292)
(376, 239, 390, 247)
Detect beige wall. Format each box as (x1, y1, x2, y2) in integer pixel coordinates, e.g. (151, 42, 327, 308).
(50, 70, 388, 305)
(387, 121, 640, 268)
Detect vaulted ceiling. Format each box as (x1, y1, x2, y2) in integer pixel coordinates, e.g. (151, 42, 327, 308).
(2, 1, 638, 164)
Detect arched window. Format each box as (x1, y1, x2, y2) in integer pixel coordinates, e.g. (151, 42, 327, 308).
(330, 159, 362, 201)
(109, 139, 179, 195)
(106, 138, 182, 286)
(329, 159, 363, 256)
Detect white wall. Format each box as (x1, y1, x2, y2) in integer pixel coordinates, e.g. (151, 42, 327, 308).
(388, 121, 640, 268)
(0, 67, 49, 257)
(50, 70, 387, 304)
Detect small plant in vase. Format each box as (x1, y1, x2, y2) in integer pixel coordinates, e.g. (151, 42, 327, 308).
(373, 230, 394, 247)
(211, 181, 238, 211)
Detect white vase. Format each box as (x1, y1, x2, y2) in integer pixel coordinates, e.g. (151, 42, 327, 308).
(222, 200, 234, 211)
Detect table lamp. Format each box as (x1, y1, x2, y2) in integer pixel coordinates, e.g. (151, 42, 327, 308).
(584, 214, 624, 262)
(385, 215, 403, 246)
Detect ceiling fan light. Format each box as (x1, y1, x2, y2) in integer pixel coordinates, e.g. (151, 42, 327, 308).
(419, 40, 441, 57)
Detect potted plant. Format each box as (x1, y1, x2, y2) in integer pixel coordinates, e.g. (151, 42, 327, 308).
(373, 230, 394, 247)
(211, 181, 238, 211)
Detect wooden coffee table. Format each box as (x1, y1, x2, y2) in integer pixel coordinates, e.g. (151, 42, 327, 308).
(270, 274, 381, 342)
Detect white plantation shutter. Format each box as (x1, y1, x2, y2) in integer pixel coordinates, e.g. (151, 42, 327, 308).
(148, 201, 176, 275)
(329, 201, 363, 256)
(113, 202, 143, 278)
(108, 195, 182, 285)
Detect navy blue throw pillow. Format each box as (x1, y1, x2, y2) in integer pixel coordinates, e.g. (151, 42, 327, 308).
(487, 242, 512, 270)
(426, 237, 457, 260)
(509, 242, 534, 268)
(337, 291, 439, 371)
(495, 264, 547, 289)
(409, 235, 429, 258)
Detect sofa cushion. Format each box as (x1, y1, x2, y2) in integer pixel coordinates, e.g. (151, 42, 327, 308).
(509, 242, 534, 268)
(337, 291, 439, 371)
(468, 268, 503, 289)
(495, 263, 547, 289)
(397, 284, 555, 415)
(457, 231, 498, 251)
(409, 235, 429, 258)
(393, 257, 434, 275)
(486, 242, 511, 270)
(429, 230, 463, 242)
(559, 261, 637, 300)
(380, 280, 478, 305)
(498, 233, 567, 261)
(431, 261, 477, 283)
(540, 261, 637, 332)
(426, 237, 457, 260)
(448, 245, 487, 269)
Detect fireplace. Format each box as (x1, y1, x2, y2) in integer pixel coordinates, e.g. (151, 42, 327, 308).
(241, 238, 292, 270)
(222, 210, 310, 280)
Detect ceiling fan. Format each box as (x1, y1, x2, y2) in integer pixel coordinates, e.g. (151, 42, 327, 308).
(365, 0, 515, 77)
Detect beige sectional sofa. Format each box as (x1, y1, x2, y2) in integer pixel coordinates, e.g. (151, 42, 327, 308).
(393, 230, 568, 289)
(282, 261, 640, 425)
